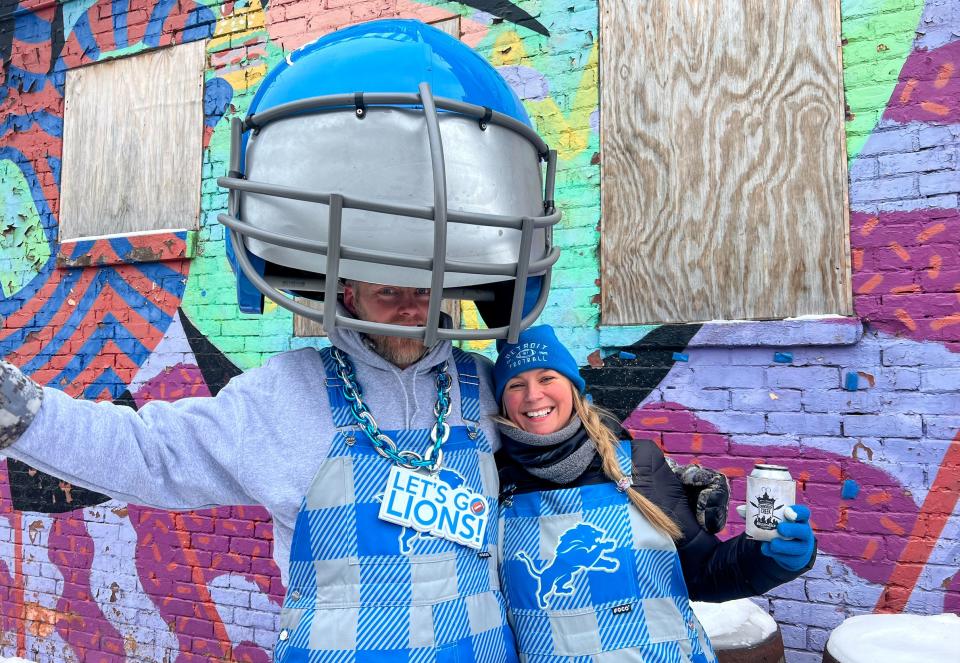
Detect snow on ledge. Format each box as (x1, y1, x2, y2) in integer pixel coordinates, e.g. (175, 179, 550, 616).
(691, 599, 777, 648)
(827, 613, 960, 663)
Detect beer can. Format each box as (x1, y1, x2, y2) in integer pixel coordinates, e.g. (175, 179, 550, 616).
(745, 464, 796, 541)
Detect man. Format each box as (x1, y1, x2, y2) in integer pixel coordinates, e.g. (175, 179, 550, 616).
(0, 279, 517, 660)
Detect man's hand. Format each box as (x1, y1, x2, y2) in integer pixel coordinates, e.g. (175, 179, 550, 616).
(0, 360, 43, 449)
(665, 456, 730, 534)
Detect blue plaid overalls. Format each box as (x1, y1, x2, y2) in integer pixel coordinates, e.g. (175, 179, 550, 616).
(274, 347, 518, 663)
(500, 443, 715, 663)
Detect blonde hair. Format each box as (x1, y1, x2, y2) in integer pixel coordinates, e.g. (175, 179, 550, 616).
(571, 391, 682, 540)
(498, 378, 682, 541)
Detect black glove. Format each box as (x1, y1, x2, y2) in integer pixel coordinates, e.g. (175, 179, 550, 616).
(664, 455, 730, 534)
(0, 360, 43, 449)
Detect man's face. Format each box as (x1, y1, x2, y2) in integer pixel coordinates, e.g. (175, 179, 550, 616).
(342, 281, 431, 368)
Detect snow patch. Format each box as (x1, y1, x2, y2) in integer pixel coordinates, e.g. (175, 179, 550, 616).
(691, 598, 777, 648)
(827, 613, 960, 662)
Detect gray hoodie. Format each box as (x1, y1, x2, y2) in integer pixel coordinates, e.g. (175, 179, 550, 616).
(7, 327, 499, 586)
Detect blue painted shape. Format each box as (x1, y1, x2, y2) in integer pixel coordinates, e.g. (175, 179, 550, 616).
(618, 351, 637, 360)
(70, 12, 101, 61)
(204, 77, 233, 127)
(112, 0, 129, 49)
(82, 366, 128, 400)
(0, 111, 62, 137)
(182, 5, 217, 43)
(69, 240, 97, 260)
(774, 352, 793, 363)
(672, 352, 689, 362)
(844, 372, 859, 391)
(143, 0, 177, 47)
(15, 11, 51, 43)
(53, 312, 150, 387)
(20, 267, 175, 375)
(841, 479, 860, 500)
(250, 19, 531, 126)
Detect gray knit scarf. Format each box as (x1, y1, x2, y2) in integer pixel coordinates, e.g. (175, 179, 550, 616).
(497, 415, 598, 484)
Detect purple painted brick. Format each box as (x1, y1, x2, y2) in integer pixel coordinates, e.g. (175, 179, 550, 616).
(691, 366, 765, 388)
(785, 650, 826, 663)
(768, 412, 842, 435)
(801, 436, 860, 457)
(918, 125, 960, 149)
(698, 411, 767, 434)
(850, 175, 918, 203)
(843, 414, 923, 438)
(858, 126, 917, 156)
(683, 348, 732, 365)
(730, 434, 801, 456)
(804, 580, 879, 608)
(234, 607, 276, 629)
(850, 156, 878, 180)
(882, 344, 951, 371)
(770, 599, 846, 629)
(920, 368, 960, 392)
(659, 387, 730, 410)
(923, 415, 960, 439)
(919, 169, 960, 196)
(886, 392, 960, 415)
(767, 366, 841, 389)
(779, 624, 807, 650)
(802, 390, 884, 414)
(806, 628, 832, 652)
(878, 147, 957, 176)
(731, 389, 802, 411)
(766, 577, 807, 601)
(877, 437, 953, 464)
(877, 367, 921, 390)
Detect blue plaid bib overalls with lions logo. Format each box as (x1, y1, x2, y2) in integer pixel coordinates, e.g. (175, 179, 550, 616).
(500, 443, 715, 663)
(273, 347, 518, 663)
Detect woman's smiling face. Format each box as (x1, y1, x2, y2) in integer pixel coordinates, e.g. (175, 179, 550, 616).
(501, 369, 575, 435)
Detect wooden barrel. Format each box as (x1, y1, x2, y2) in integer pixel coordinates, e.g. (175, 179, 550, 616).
(691, 599, 785, 663)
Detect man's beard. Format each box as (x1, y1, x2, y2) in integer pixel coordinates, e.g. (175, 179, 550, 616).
(364, 333, 428, 368)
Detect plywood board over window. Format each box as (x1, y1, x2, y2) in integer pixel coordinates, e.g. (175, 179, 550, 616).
(600, 1, 851, 324)
(59, 41, 206, 242)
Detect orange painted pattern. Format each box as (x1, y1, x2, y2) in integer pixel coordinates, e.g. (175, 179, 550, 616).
(857, 274, 884, 294)
(889, 242, 911, 261)
(876, 433, 960, 613)
(934, 62, 954, 88)
(918, 223, 946, 242)
(928, 254, 942, 279)
(894, 308, 918, 331)
(899, 79, 918, 103)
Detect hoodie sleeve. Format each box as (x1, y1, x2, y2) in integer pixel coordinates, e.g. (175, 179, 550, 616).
(4, 361, 273, 511)
(629, 436, 813, 601)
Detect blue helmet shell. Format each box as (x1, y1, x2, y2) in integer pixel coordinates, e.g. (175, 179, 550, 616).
(249, 19, 531, 126)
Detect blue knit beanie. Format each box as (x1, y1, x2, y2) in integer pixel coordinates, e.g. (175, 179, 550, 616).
(493, 325, 586, 404)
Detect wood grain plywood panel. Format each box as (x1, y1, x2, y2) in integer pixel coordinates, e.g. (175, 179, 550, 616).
(600, 1, 851, 324)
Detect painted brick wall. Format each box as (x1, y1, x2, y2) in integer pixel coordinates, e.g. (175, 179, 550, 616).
(0, 1, 957, 662)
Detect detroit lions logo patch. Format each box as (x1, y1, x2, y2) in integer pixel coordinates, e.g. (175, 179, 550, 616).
(518, 522, 620, 609)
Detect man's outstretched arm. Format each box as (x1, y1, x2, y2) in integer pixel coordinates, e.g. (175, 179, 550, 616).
(1, 359, 258, 510)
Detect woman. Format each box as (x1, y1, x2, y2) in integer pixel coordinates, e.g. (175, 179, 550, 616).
(494, 325, 815, 662)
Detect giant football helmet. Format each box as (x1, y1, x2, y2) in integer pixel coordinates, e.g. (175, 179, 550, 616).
(218, 19, 560, 345)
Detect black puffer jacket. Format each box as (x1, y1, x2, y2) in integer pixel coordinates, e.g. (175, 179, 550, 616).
(496, 426, 814, 602)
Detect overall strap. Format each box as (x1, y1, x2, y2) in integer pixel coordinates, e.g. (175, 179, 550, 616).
(319, 347, 355, 428)
(451, 347, 482, 437)
(617, 438, 633, 478)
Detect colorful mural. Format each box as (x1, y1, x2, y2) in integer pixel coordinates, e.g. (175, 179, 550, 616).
(0, 0, 956, 661)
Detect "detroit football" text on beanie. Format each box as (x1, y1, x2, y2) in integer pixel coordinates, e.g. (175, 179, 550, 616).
(493, 325, 586, 403)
